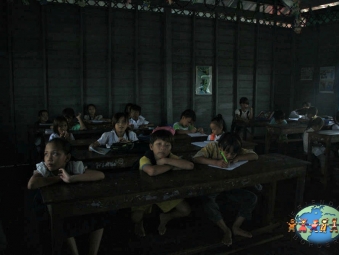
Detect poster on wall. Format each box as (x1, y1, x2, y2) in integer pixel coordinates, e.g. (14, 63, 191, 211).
(319, 66, 335, 93)
(300, 67, 313, 80)
(195, 66, 212, 95)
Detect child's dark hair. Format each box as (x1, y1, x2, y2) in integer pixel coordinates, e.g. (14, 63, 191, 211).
(150, 130, 174, 146)
(307, 116, 324, 130)
(124, 103, 134, 114)
(180, 109, 196, 122)
(53, 116, 69, 134)
(211, 114, 226, 132)
(130, 104, 141, 113)
(218, 132, 242, 154)
(302, 102, 311, 108)
(239, 97, 249, 104)
(273, 110, 285, 121)
(87, 104, 96, 110)
(62, 108, 75, 119)
(112, 112, 129, 127)
(307, 106, 318, 117)
(46, 138, 72, 155)
(38, 109, 48, 117)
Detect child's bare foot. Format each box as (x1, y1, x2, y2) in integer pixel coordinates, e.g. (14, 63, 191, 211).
(134, 221, 145, 237)
(221, 227, 232, 246)
(232, 226, 252, 238)
(158, 213, 170, 235)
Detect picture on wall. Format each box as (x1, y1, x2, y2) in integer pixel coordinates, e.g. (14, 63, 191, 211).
(195, 66, 212, 95)
(319, 66, 335, 93)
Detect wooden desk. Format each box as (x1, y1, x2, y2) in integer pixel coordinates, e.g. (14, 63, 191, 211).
(307, 130, 339, 187)
(72, 143, 202, 170)
(40, 153, 307, 255)
(84, 120, 112, 130)
(233, 120, 270, 140)
(265, 123, 307, 153)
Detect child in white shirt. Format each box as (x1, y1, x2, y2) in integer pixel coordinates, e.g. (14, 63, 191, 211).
(89, 112, 138, 150)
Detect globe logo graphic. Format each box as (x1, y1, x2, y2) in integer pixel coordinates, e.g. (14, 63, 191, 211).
(295, 205, 339, 244)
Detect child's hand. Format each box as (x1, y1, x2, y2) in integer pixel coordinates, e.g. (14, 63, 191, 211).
(76, 113, 82, 120)
(58, 168, 72, 183)
(190, 127, 197, 133)
(119, 137, 128, 143)
(156, 158, 168, 165)
(214, 159, 229, 168)
(197, 127, 204, 133)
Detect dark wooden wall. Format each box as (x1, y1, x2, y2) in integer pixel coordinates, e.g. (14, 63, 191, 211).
(0, 0, 297, 164)
(294, 23, 339, 116)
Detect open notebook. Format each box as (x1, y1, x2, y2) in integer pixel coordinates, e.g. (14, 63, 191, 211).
(208, 160, 248, 171)
(89, 146, 110, 155)
(187, 133, 208, 137)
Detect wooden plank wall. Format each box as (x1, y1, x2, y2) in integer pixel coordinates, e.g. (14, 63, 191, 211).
(294, 23, 339, 117)
(1, 1, 296, 164)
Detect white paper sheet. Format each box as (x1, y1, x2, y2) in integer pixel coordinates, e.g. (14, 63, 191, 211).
(208, 160, 248, 171)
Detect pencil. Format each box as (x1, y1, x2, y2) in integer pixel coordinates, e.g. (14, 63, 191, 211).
(220, 151, 228, 163)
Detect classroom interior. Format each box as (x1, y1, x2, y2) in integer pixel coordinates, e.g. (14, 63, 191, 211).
(1, 0, 339, 254)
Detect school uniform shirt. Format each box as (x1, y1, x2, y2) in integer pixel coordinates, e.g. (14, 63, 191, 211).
(129, 115, 149, 129)
(193, 141, 256, 160)
(303, 128, 325, 156)
(49, 132, 75, 141)
(84, 115, 103, 121)
(34, 161, 86, 177)
(332, 124, 339, 130)
(139, 150, 180, 170)
(173, 122, 195, 131)
(70, 123, 81, 131)
(97, 130, 138, 148)
(235, 109, 250, 120)
(207, 133, 224, 141)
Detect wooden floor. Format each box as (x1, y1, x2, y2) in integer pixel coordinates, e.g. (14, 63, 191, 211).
(3, 141, 339, 255)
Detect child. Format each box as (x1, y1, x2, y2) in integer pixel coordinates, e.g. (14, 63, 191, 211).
(129, 104, 152, 129)
(269, 110, 288, 143)
(289, 102, 311, 118)
(207, 114, 226, 141)
(131, 127, 194, 236)
(234, 97, 253, 122)
(124, 103, 134, 118)
(303, 117, 325, 172)
(89, 112, 138, 150)
(27, 138, 105, 255)
(83, 104, 103, 121)
(332, 110, 339, 130)
(232, 97, 253, 140)
(62, 108, 87, 131)
(33, 110, 52, 159)
(34, 109, 51, 126)
(49, 116, 75, 142)
(193, 132, 258, 246)
(173, 109, 204, 134)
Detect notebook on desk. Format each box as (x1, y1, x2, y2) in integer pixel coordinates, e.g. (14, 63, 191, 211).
(208, 160, 248, 171)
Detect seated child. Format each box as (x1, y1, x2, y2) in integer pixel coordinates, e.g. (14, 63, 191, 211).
(62, 107, 87, 131)
(49, 116, 75, 142)
(232, 97, 253, 140)
(173, 109, 204, 134)
(83, 104, 103, 121)
(33, 110, 52, 155)
(289, 102, 311, 118)
(207, 114, 226, 141)
(27, 138, 105, 255)
(303, 117, 325, 173)
(124, 103, 134, 117)
(300, 106, 318, 124)
(193, 132, 258, 246)
(269, 110, 288, 143)
(129, 104, 153, 130)
(34, 109, 51, 127)
(89, 112, 138, 150)
(131, 127, 194, 236)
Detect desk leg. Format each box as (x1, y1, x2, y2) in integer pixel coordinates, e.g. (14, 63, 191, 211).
(295, 174, 305, 208)
(264, 181, 276, 224)
(47, 205, 64, 255)
(322, 140, 331, 189)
